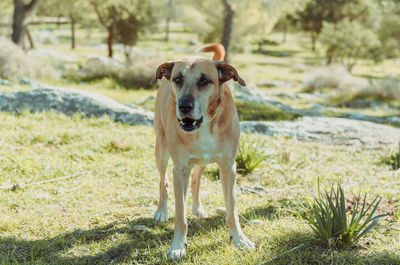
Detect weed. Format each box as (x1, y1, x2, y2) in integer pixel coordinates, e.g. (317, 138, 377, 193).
(382, 147, 400, 170)
(293, 182, 386, 249)
(236, 134, 270, 175)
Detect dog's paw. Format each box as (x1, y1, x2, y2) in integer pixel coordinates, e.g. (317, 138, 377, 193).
(192, 206, 208, 218)
(166, 245, 186, 260)
(230, 233, 255, 250)
(154, 208, 168, 222)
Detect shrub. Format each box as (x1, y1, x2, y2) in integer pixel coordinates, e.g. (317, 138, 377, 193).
(236, 134, 270, 175)
(0, 37, 56, 81)
(293, 183, 386, 248)
(320, 20, 383, 71)
(235, 100, 299, 121)
(73, 56, 159, 89)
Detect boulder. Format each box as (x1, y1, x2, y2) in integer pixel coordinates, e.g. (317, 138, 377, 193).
(240, 117, 400, 149)
(0, 87, 153, 126)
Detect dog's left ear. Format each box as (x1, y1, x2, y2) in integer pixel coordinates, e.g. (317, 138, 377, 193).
(151, 62, 175, 85)
(215, 63, 246, 86)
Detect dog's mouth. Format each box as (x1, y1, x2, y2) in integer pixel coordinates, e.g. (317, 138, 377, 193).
(177, 116, 203, 132)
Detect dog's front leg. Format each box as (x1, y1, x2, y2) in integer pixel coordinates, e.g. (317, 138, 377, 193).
(219, 161, 255, 250)
(167, 164, 192, 260)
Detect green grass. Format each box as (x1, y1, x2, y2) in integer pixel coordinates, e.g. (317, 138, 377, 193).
(0, 21, 400, 264)
(0, 112, 399, 264)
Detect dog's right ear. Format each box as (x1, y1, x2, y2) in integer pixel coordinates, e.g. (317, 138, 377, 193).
(151, 62, 175, 85)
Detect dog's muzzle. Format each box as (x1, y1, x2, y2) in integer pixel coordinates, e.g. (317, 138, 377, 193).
(177, 116, 203, 132)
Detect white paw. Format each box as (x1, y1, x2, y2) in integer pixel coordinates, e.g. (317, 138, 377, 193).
(192, 206, 208, 218)
(231, 233, 255, 250)
(166, 245, 186, 260)
(154, 208, 168, 222)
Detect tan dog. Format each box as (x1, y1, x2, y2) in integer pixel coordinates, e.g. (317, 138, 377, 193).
(151, 44, 255, 259)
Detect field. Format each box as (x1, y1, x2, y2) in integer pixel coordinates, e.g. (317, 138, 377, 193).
(0, 24, 399, 264)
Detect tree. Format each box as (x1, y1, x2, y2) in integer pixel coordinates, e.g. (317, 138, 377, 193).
(12, 0, 40, 46)
(36, 0, 91, 49)
(220, 0, 234, 61)
(320, 19, 383, 71)
(91, 0, 157, 58)
(291, 0, 373, 51)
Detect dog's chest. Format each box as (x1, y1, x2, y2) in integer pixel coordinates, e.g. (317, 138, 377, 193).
(189, 126, 221, 164)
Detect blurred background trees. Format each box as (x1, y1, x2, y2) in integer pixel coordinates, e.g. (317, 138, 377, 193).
(1, 0, 400, 71)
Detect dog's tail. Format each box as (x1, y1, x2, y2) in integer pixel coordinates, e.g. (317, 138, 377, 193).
(196, 43, 225, 61)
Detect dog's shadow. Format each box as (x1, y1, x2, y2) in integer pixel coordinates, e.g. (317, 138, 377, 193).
(0, 215, 228, 264)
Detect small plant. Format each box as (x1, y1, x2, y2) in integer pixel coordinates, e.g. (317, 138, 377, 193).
(382, 143, 400, 170)
(293, 182, 386, 248)
(236, 134, 270, 175)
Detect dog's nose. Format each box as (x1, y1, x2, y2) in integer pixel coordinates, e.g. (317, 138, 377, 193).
(178, 99, 194, 114)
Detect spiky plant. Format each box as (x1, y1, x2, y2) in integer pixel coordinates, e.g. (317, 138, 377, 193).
(293, 182, 386, 248)
(236, 133, 270, 175)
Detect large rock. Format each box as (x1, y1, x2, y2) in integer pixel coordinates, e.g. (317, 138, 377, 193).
(0, 87, 153, 126)
(241, 117, 400, 149)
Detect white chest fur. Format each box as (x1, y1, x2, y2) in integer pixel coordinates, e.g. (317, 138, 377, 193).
(188, 123, 222, 164)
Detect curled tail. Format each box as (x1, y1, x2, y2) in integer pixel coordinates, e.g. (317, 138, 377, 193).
(196, 43, 225, 61)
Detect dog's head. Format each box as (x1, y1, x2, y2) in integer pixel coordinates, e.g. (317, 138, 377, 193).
(152, 57, 245, 133)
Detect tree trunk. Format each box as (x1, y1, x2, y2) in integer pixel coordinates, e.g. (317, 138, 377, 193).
(25, 27, 34, 49)
(70, 15, 76, 49)
(107, 26, 114, 58)
(12, 0, 40, 46)
(311, 33, 317, 52)
(282, 20, 287, 44)
(220, 0, 234, 61)
(164, 0, 173, 42)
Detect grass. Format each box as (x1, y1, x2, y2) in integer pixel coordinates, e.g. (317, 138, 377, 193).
(0, 22, 399, 264)
(0, 112, 399, 264)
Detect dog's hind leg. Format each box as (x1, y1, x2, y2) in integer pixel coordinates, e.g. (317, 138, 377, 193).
(191, 165, 207, 217)
(154, 136, 170, 222)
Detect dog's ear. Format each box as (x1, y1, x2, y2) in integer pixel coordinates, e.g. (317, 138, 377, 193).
(151, 62, 175, 85)
(215, 63, 246, 86)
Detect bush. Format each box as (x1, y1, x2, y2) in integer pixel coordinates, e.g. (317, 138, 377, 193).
(73, 56, 159, 89)
(235, 100, 300, 121)
(236, 134, 270, 175)
(320, 20, 383, 71)
(0, 37, 56, 81)
(293, 183, 386, 248)
(303, 65, 400, 102)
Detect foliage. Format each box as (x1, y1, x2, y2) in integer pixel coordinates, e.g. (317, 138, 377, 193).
(235, 100, 300, 121)
(235, 133, 270, 175)
(290, 0, 374, 50)
(0, 37, 56, 81)
(293, 183, 386, 248)
(382, 147, 400, 170)
(320, 20, 383, 71)
(377, 0, 400, 57)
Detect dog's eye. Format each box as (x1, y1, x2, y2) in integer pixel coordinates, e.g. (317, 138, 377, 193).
(198, 78, 210, 87)
(173, 77, 183, 85)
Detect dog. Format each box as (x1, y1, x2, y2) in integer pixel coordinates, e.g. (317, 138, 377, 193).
(151, 43, 255, 259)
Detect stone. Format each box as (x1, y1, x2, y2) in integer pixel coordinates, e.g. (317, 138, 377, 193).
(0, 87, 153, 126)
(240, 117, 400, 149)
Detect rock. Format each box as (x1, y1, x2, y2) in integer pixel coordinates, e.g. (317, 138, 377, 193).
(338, 99, 388, 109)
(240, 186, 269, 196)
(0, 87, 153, 126)
(257, 80, 292, 88)
(0, 78, 13, 86)
(240, 117, 400, 149)
(132, 225, 150, 231)
(215, 207, 226, 215)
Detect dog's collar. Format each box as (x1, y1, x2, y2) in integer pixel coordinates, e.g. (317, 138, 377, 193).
(207, 105, 221, 123)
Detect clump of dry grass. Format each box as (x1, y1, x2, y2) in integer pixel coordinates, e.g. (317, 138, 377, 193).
(75, 56, 160, 89)
(304, 64, 400, 102)
(0, 37, 56, 81)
